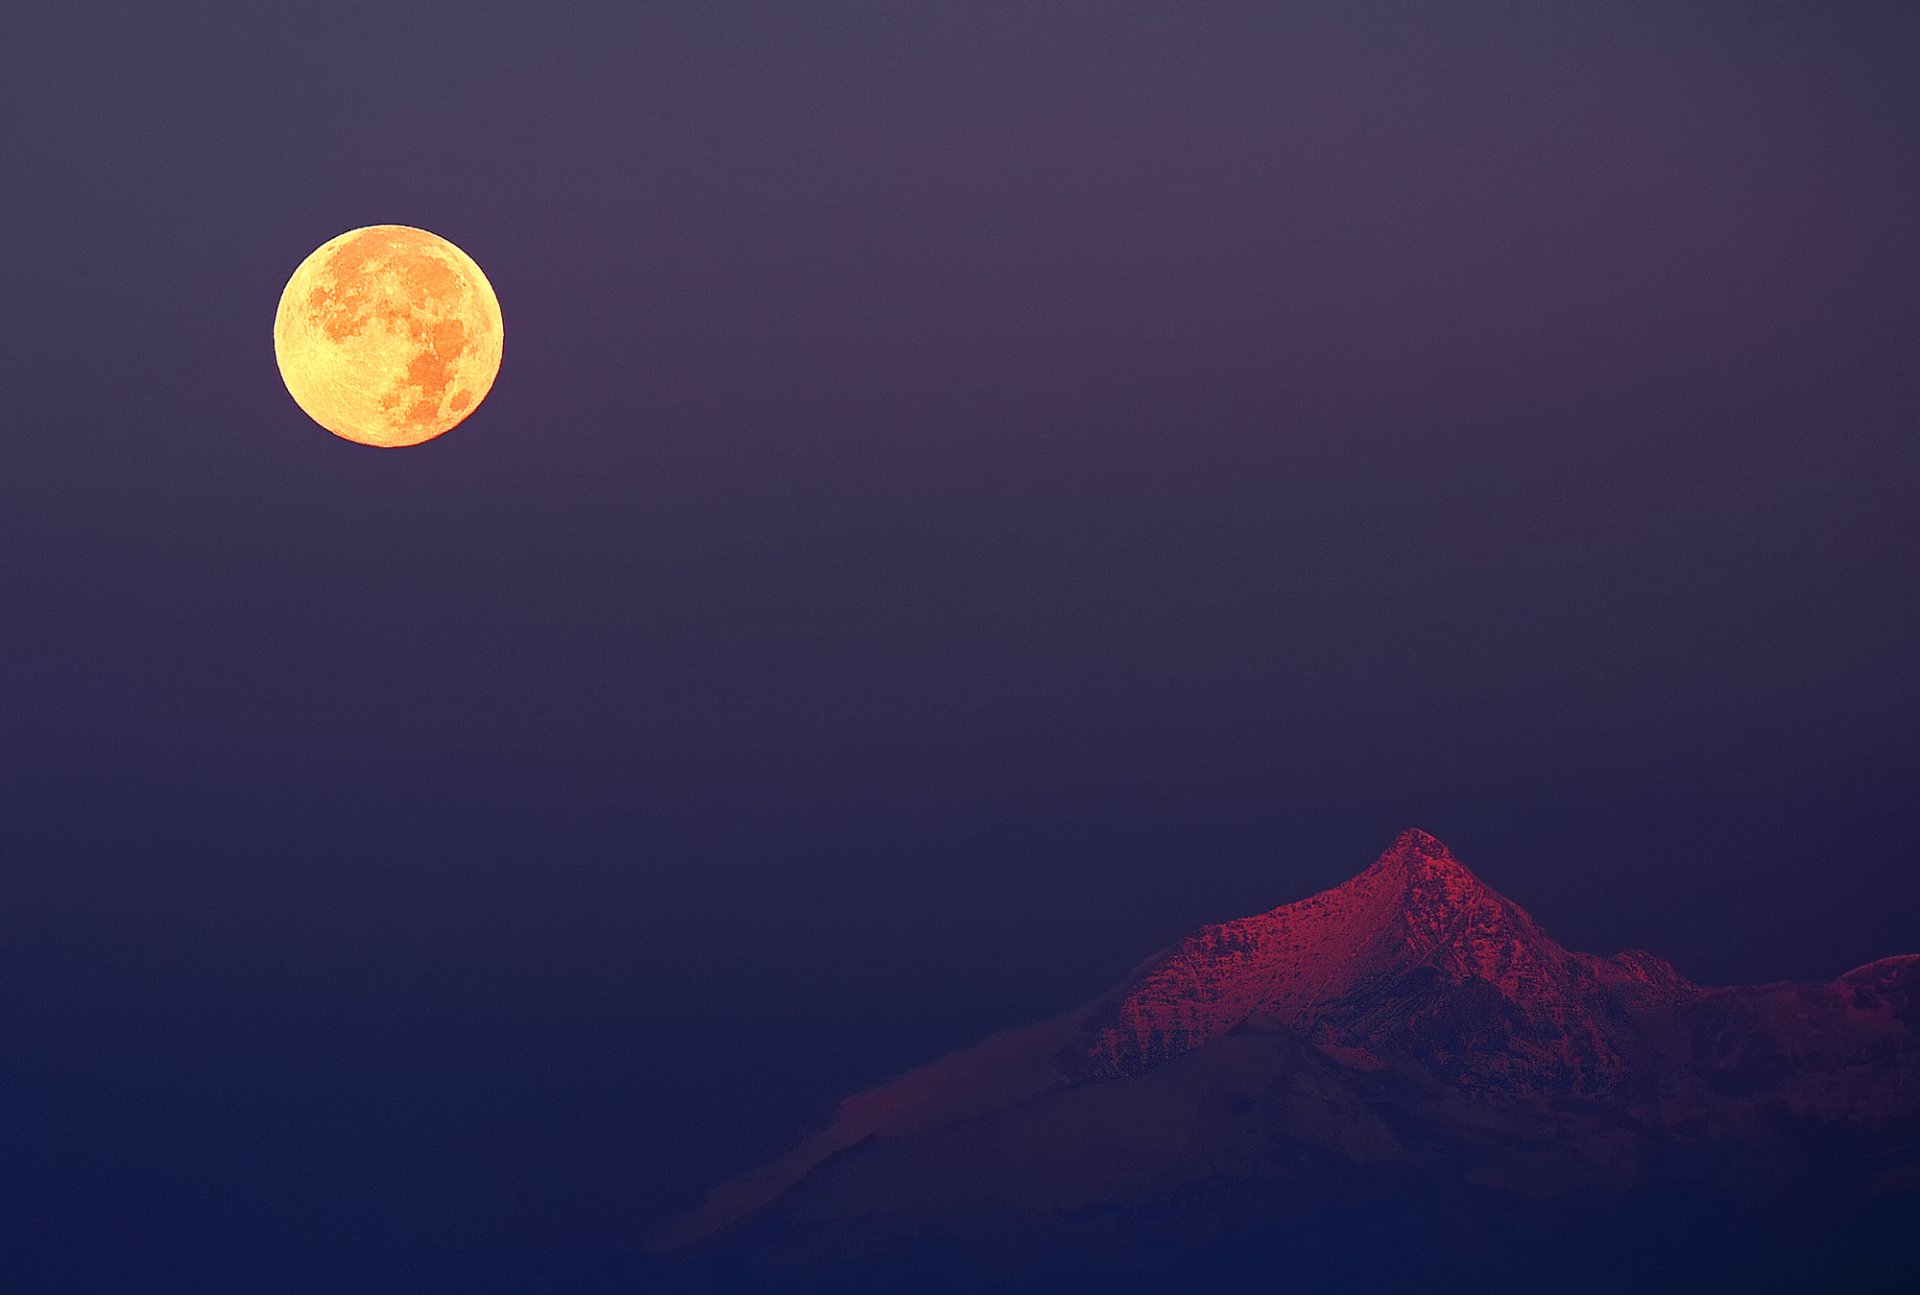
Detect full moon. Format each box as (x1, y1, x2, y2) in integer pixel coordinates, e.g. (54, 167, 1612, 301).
(273, 225, 503, 448)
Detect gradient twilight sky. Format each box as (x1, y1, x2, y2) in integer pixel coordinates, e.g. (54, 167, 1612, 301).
(3, 3, 1918, 1292)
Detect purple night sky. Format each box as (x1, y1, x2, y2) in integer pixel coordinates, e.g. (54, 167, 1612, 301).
(3, 3, 1917, 1292)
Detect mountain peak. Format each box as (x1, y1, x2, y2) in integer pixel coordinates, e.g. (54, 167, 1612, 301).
(1079, 831, 1513, 1078)
(1380, 825, 1456, 862)
(1080, 831, 1686, 1093)
(1372, 826, 1469, 873)
(1355, 827, 1488, 911)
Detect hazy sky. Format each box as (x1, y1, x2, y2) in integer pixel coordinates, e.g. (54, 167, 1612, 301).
(4, 3, 1918, 1292)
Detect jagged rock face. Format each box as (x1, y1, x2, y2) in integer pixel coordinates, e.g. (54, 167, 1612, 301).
(1081, 829, 1695, 1096)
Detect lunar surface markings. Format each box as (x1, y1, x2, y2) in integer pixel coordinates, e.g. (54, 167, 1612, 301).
(274, 225, 503, 448)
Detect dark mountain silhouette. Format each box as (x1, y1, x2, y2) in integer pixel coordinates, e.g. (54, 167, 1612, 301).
(554, 831, 1920, 1293)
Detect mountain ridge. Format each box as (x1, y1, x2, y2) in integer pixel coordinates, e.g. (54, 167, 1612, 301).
(1079, 828, 1693, 1094)
(651, 830, 1918, 1263)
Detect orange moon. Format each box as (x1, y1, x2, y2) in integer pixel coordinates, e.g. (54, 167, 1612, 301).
(273, 225, 503, 448)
